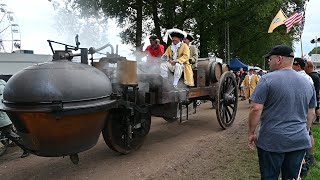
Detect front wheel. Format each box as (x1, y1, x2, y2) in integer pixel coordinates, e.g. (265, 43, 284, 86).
(102, 107, 151, 154)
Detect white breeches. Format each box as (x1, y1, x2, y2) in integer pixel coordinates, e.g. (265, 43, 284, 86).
(160, 61, 184, 86)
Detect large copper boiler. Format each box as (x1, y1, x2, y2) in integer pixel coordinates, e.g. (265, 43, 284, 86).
(1, 60, 115, 157)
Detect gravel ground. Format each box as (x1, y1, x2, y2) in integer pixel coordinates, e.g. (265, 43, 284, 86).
(0, 101, 260, 180)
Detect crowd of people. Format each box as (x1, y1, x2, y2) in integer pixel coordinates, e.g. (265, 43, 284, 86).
(247, 45, 319, 180)
(234, 68, 261, 103)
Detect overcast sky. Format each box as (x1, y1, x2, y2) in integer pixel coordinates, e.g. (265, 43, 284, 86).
(2, 0, 132, 57)
(2, 0, 320, 58)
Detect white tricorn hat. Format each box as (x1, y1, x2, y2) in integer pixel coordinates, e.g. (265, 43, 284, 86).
(163, 28, 187, 43)
(166, 28, 187, 39)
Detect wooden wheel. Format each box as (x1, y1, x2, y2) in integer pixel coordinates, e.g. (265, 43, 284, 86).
(215, 72, 238, 129)
(102, 107, 151, 154)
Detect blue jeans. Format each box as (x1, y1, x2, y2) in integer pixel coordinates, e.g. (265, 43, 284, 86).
(257, 147, 306, 180)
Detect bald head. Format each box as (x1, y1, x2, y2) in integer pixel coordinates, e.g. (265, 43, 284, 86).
(282, 56, 294, 67)
(268, 55, 293, 71)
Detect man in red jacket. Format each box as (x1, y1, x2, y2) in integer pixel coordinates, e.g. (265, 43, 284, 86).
(145, 35, 164, 64)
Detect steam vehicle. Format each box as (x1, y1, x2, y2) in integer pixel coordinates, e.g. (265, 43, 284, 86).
(0, 37, 238, 164)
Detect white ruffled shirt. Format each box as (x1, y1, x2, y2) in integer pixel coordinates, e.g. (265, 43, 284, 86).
(248, 74, 253, 85)
(170, 42, 182, 61)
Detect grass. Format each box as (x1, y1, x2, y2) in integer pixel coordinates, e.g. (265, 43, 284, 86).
(303, 124, 320, 180)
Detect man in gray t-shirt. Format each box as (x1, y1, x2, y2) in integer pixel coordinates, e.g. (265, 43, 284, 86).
(248, 45, 316, 180)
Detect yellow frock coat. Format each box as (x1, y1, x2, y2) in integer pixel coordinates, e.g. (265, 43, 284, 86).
(164, 43, 194, 86)
(241, 74, 259, 99)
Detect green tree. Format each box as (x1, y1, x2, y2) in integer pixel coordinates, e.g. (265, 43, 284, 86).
(53, 0, 305, 67)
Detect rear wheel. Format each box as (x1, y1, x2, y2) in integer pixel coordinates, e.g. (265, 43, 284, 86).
(216, 72, 238, 129)
(102, 107, 151, 154)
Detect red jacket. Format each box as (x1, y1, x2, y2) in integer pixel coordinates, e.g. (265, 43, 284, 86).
(145, 45, 164, 57)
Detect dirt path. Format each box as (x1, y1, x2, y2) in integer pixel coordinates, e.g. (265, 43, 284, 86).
(0, 101, 260, 180)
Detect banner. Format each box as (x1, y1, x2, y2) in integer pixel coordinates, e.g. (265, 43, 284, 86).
(268, 9, 287, 33)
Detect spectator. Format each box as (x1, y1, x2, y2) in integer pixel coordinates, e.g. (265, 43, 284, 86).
(239, 68, 247, 100)
(305, 61, 320, 124)
(248, 45, 316, 180)
(303, 60, 319, 170)
(293, 58, 317, 177)
(292, 57, 313, 84)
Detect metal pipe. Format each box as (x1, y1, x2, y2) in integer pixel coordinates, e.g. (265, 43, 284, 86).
(116, 45, 118, 55)
(95, 43, 114, 54)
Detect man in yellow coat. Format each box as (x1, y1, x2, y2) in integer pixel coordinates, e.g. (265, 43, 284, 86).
(160, 28, 194, 88)
(241, 69, 259, 103)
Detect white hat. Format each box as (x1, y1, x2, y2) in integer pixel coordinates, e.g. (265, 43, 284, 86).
(163, 28, 187, 43)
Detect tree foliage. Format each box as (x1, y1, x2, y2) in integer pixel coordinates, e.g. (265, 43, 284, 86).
(54, 0, 306, 66)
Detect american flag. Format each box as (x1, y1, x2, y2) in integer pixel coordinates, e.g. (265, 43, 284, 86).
(284, 11, 304, 33)
(300, 18, 305, 32)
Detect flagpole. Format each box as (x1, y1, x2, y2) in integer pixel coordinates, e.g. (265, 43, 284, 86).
(300, 1, 308, 58)
(300, 33, 303, 58)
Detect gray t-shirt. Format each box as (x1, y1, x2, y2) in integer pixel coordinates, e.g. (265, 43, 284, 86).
(250, 69, 316, 152)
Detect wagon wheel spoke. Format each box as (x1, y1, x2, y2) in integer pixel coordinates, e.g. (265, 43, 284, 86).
(224, 77, 234, 96)
(225, 105, 232, 123)
(227, 104, 235, 110)
(222, 105, 231, 124)
(226, 86, 235, 96)
(221, 105, 226, 120)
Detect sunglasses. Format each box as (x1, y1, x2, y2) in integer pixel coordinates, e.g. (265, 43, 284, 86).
(293, 63, 299, 66)
(268, 56, 279, 62)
